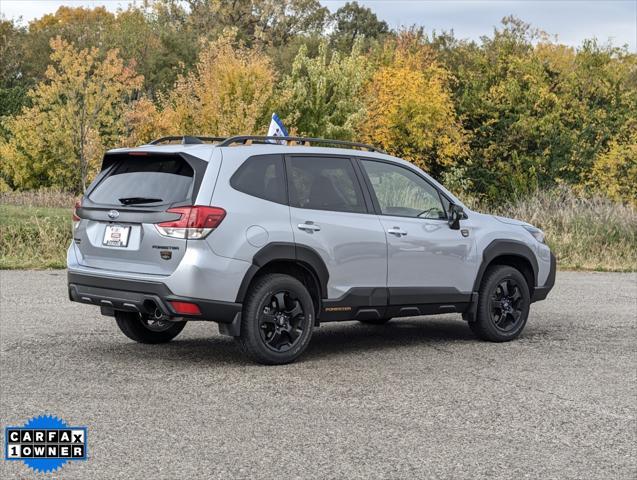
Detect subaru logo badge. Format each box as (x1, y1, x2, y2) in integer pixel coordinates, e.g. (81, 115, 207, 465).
(108, 210, 119, 219)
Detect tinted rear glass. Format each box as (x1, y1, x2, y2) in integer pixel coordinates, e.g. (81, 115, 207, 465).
(230, 155, 286, 204)
(89, 156, 194, 206)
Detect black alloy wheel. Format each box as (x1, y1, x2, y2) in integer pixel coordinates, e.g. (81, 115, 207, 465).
(259, 290, 307, 352)
(490, 279, 525, 332)
(239, 274, 315, 364)
(470, 265, 531, 342)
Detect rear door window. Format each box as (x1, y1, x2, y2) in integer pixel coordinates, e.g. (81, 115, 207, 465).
(88, 155, 195, 207)
(230, 155, 286, 204)
(286, 156, 366, 213)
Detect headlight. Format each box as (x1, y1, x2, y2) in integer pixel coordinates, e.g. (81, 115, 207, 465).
(523, 225, 545, 244)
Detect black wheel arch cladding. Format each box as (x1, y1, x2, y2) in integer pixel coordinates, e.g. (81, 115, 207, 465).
(235, 242, 329, 303)
(473, 239, 538, 292)
(237, 240, 539, 310)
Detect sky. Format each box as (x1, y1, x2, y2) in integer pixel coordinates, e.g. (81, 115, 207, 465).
(1, 0, 635, 51)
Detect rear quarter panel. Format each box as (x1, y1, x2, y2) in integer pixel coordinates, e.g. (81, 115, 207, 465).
(204, 148, 293, 262)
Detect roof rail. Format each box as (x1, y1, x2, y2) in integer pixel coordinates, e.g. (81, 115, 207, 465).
(148, 135, 226, 145)
(217, 135, 385, 153)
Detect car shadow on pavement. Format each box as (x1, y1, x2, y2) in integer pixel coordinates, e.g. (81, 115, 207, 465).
(306, 317, 475, 361)
(99, 335, 247, 366)
(97, 316, 476, 366)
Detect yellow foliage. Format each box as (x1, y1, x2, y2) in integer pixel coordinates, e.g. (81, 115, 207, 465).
(589, 130, 637, 205)
(0, 177, 11, 193)
(359, 40, 467, 173)
(126, 33, 276, 142)
(28, 6, 114, 32)
(0, 37, 142, 192)
(123, 97, 173, 147)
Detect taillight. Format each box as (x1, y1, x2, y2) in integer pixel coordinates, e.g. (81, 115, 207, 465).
(72, 199, 81, 229)
(155, 206, 226, 239)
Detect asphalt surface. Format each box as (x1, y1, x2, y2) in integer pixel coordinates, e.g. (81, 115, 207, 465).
(0, 270, 636, 479)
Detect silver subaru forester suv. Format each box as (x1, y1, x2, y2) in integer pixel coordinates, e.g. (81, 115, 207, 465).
(68, 135, 555, 364)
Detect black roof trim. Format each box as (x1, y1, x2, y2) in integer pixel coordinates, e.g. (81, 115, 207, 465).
(149, 136, 226, 145)
(217, 136, 385, 153)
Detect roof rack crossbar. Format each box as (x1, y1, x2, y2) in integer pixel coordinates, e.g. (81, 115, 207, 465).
(149, 136, 226, 145)
(217, 136, 385, 153)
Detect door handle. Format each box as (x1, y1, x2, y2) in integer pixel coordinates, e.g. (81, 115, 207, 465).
(387, 227, 407, 237)
(297, 222, 321, 232)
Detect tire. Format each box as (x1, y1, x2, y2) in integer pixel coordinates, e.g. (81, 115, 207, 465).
(238, 274, 315, 365)
(115, 311, 186, 344)
(470, 265, 531, 342)
(358, 317, 392, 325)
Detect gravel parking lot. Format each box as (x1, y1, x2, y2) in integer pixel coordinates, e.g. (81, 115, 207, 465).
(1, 270, 636, 479)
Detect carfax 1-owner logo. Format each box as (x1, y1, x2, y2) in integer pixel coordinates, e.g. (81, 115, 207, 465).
(4, 415, 88, 474)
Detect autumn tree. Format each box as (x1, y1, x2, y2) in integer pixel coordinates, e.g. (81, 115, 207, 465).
(1, 6, 636, 206)
(359, 33, 467, 177)
(0, 37, 142, 192)
(184, 0, 329, 47)
(22, 7, 116, 85)
(430, 18, 637, 201)
(279, 39, 370, 139)
(125, 32, 275, 143)
(588, 124, 637, 205)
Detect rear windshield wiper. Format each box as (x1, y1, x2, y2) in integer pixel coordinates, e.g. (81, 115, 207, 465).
(118, 197, 163, 205)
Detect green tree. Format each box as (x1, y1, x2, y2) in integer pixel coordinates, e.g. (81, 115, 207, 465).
(0, 37, 142, 192)
(107, 3, 199, 97)
(330, 1, 389, 52)
(0, 20, 27, 90)
(565, 40, 637, 184)
(429, 17, 637, 202)
(0, 20, 30, 135)
(21, 7, 116, 85)
(279, 40, 370, 139)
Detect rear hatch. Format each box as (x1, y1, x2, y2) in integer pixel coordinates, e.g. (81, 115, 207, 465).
(74, 151, 207, 275)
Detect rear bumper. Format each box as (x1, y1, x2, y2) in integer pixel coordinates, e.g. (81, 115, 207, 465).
(68, 271, 241, 323)
(531, 252, 556, 302)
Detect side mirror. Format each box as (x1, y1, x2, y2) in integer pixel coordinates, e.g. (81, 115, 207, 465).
(448, 204, 464, 230)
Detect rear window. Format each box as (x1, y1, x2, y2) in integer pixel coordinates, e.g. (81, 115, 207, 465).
(89, 155, 195, 206)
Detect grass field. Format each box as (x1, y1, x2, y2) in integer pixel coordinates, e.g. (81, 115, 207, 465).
(0, 189, 635, 271)
(0, 204, 72, 269)
(487, 189, 637, 272)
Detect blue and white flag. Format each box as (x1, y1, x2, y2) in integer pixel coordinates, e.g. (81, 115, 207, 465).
(267, 113, 288, 143)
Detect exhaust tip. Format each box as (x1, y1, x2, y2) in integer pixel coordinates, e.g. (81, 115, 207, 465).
(142, 299, 166, 318)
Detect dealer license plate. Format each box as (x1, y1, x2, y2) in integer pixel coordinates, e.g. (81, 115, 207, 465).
(102, 225, 131, 247)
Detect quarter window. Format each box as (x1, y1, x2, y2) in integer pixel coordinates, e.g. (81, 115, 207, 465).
(361, 160, 446, 219)
(230, 155, 286, 204)
(287, 156, 366, 213)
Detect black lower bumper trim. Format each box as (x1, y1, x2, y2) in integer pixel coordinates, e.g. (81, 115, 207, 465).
(531, 252, 556, 302)
(68, 271, 241, 323)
